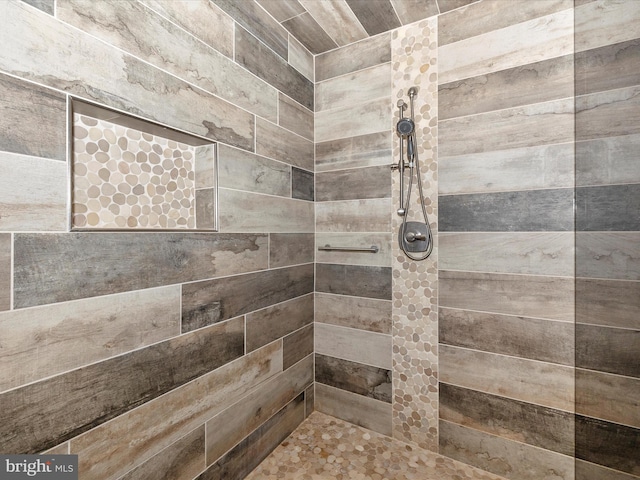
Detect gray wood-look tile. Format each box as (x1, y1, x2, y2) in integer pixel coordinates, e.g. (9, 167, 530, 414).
(256, 0, 305, 23)
(316, 97, 391, 144)
(13, 232, 268, 308)
(315, 354, 391, 404)
(182, 264, 314, 331)
(0, 286, 180, 393)
(440, 345, 575, 411)
(575, 0, 640, 54)
(0, 317, 244, 454)
(21, 0, 54, 14)
(288, 34, 314, 82)
(577, 368, 640, 429)
(439, 189, 574, 232)
(440, 420, 575, 480)
(120, 426, 205, 480)
(246, 294, 314, 352)
(316, 165, 391, 202)
(345, 0, 400, 36)
(218, 144, 290, 197)
(576, 415, 640, 476)
(316, 32, 391, 82)
(440, 383, 575, 456)
(235, 26, 313, 111)
(577, 86, 640, 142)
(576, 459, 640, 480)
(316, 323, 392, 370)
(316, 131, 392, 172)
(439, 98, 574, 157)
(439, 307, 574, 366)
(283, 12, 338, 55)
(278, 94, 313, 141)
(576, 278, 640, 330)
(576, 134, 640, 187)
(292, 167, 314, 201)
(269, 233, 314, 268)
(576, 39, 640, 96)
(576, 185, 640, 231)
(195, 189, 215, 230)
(390, 0, 438, 23)
(316, 198, 392, 233)
(316, 263, 392, 300)
(195, 144, 215, 189)
(71, 341, 282, 480)
(283, 325, 314, 370)
(298, 0, 368, 47)
(0, 73, 66, 161)
(315, 293, 392, 334)
(218, 189, 314, 233)
(576, 323, 640, 378)
(205, 355, 312, 465)
(305, 384, 314, 417)
(577, 233, 640, 281)
(57, 0, 278, 122)
(0, 234, 9, 311)
(316, 63, 391, 113)
(437, 0, 480, 15)
(439, 232, 574, 276)
(315, 383, 392, 436)
(439, 270, 574, 322)
(256, 118, 314, 171)
(439, 54, 574, 120)
(316, 233, 392, 267)
(198, 394, 305, 480)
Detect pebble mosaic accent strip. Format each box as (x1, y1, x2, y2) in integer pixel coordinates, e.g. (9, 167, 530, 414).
(245, 411, 508, 480)
(72, 113, 196, 229)
(391, 18, 439, 452)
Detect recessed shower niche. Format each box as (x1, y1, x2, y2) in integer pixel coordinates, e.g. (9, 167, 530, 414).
(69, 99, 217, 231)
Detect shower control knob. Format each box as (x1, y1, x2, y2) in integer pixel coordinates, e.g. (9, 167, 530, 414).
(405, 231, 426, 242)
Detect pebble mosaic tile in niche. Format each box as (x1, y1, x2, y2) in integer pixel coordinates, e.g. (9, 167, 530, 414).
(72, 113, 206, 230)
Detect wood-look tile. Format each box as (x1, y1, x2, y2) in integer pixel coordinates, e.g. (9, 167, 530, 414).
(439, 8, 573, 84)
(269, 233, 314, 268)
(278, 94, 313, 141)
(43, 443, 69, 455)
(439, 307, 574, 366)
(283, 12, 337, 55)
(439, 54, 574, 120)
(315, 383, 392, 436)
(439, 99, 574, 157)
(292, 167, 314, 201)
(576, 459, 640, 480)
(182, 264, 314, 331)
(577, 86, 640, 142)
(256, 118, 314, 171)
(195, 144, 215, 189)
(316, 165, 391, 201)
(316, 131, 392, 172)
(439, 270, 574, 322)
(439, 420, 575, 480)
(218, 144, 290, 197)
(0, 317, 244, 454)
(205, 355, 312, 465)
(439, 189, 574, 232)
(0, 286, 180, 393)
(576, 278, 640, 330)
(305, 384, 314, 417)
(57, 0, 278, 122)
(577, 233, 640, 281)
(576, 185, 640, 231)
(0, 73, 66, 161)
(195, 188, 215, 230)
(440, 383, 574, 456)
(575, 0, 640, 53)
(316, 233, 392, 267)
(235, 26, 313, 110)
(71, 341, 282, 480)
(120, 426, 205, 480)
(316, 63, 391, 112)
(316, 33, 391, 82)
(316, 323, 392, 370)
(298, 0, 368, 47)
(256, 0, 305, 22)
(198, 394, 305, 480)
(218, 189, 314, 233)
(288, 34, 314, 82)
(390, 0, 438, 24)
(437, 0, 480, 15)
(283, 325, 314, 370)
(316, 98, 391, 143)
(440, 143, 574, 195)
(0, 234, 9, 312)
(576, 134, 640, 187)
(315, 293, 392, 334)
(577, 368, 640, 429)
(246, 294, 314, 352)
(14, 232, 268, 308)
(316, 263, 392, 300)
(345, 0, 400, 35)
(440, 345, 574, 411)
(316, 198, 392, 233)
(139, 0, 234, 58)
(315, 354, 391, 403)
(576, 323, 640, 378)
(576, 39, 640, 96)
(21, 0, 54, 14)
(576, 415, 640, 476)
(440, 232, 574, 276)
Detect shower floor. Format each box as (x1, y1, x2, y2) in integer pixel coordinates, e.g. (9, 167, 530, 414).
(246, 411, 508, 480)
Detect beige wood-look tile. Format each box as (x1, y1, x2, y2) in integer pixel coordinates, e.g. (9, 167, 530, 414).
(299, 0, 368, 47)
(288, 33, 314, 82)
(316, 323, 392, 369)
(577, 232, 640, 281)
(575, 0, 640, 53)
(576, 134, 640, 187)
(269, 233, 314, 268)
(283, 325, 314, 370)
(316, 198, 392, 233)
(0, 234, 9, 312)
(256, 0, 305, 23)
(315, 293, 392, 334)
(316, 97, 391, 143)
(316, 233, 392, 267)
(278, 94, 313, 141)
(256, 117, 314, 171)
(576, 278, 640, 330)
(390, 0, 438, 24)
(283, 12, 338, 55)
(576, 85, 640, 142)
(316, 131, 392, 172)
(316, 63, 391, 112)
(316, 33, 391, 82)
(576, 458, 640, 480)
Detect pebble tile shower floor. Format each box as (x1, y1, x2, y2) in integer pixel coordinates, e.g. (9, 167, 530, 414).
(246, 412, 508, 480)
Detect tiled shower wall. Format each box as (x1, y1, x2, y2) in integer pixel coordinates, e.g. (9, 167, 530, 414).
(0, 0, 314, 478)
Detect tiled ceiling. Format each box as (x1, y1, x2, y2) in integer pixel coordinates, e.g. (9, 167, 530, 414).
(255, 0, 478, 55)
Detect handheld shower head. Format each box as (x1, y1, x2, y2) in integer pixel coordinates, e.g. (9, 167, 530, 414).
(396, 117, 415, 137)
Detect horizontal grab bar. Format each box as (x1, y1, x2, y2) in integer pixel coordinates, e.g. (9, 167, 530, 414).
(318, 244, 379, 253)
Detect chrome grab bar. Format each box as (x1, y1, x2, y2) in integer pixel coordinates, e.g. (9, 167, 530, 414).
(318, 244, 379, 253)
